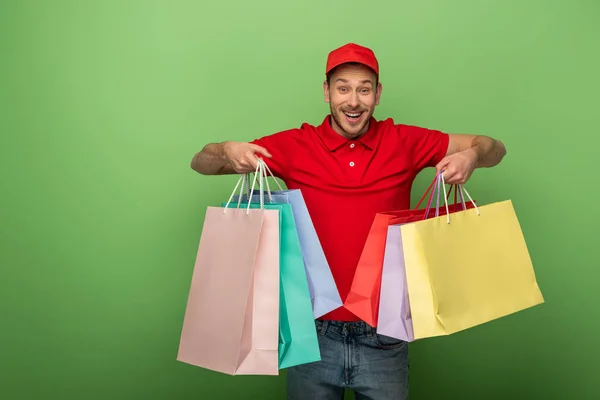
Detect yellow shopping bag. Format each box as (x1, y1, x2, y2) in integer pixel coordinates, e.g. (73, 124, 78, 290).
(400, 174, 544, 340)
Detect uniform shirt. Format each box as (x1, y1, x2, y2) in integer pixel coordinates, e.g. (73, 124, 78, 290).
(251, 115, 449, 322)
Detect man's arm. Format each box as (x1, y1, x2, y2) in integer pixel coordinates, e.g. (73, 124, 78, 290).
(446, 134, 506, 167)
(436, 134, 507, 184)
(190, 141, 272, 175)
(190, 142, 233, 175)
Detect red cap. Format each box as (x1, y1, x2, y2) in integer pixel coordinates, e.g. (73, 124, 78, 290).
(325, 43, 379, 76)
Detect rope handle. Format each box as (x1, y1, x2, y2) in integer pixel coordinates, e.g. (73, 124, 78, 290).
(432, 171, 480, 223)
(223, 161, 265, 214)
(238, 158, 283, 205)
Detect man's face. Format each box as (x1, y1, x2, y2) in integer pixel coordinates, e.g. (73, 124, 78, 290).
(324, 63, 382, 139)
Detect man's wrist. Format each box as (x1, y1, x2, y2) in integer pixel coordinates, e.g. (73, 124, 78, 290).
(463, 146, 480, 165)
(219, 141, 231, 162)
(465, 136, 503, 168)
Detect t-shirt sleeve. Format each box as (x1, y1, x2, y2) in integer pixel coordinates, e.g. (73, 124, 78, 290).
(399, 124, 450, 172)
(250, 129, 297, 182)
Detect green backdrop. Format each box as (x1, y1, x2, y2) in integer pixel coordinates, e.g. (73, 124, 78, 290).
(1, 1, 598, 399)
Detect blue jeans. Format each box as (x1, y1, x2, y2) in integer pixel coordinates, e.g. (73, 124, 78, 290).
(286, 320, 409, 400)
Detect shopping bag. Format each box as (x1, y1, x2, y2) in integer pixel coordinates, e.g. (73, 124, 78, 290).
(177, 169, 280, 375)
(345, 180, 474, 327)
(376, 224, 414, 342)
(235, 163, 342, 318)
(401, 173, 545, 340)
(376, 179, 474, 338)
(229, 160, 321, 369)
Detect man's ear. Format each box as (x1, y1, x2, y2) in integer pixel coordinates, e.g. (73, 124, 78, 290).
(375, 82, 383, 106)
(323, 80, 330, 103)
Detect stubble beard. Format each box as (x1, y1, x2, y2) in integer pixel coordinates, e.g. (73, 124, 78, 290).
(330, 105, 371, 139)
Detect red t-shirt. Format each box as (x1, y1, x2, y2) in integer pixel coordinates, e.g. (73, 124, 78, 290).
(251, 115, 449, 321)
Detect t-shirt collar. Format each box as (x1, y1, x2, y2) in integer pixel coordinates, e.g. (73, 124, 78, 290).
(318, 115, 379, 151)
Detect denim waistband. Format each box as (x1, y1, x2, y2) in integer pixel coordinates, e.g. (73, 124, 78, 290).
(316, 320, 377, 337)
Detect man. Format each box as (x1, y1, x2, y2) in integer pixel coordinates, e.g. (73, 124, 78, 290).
(190, 43, 506, 399)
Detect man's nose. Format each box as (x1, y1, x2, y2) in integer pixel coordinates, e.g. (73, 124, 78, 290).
(348, 92, 359, 108)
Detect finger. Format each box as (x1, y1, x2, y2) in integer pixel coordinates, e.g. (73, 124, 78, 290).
(245, 154, 260, 171)
(250, 144, 272, 158)
(445, 176, 461, 185)
(236, 158, 256, 174)
(231, 161, 245, 174)
(435, 158, 449, 175)
(441, 169, 458, 184)
(447, 173, 467, 185)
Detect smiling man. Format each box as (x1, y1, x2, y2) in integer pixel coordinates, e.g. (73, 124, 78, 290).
(190, 43, 506, 399)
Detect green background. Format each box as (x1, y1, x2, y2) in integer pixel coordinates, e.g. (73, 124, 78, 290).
(1, 0, 597, 399)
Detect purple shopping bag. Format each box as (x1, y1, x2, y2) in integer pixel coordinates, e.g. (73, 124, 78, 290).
(376, 224, 414, 342)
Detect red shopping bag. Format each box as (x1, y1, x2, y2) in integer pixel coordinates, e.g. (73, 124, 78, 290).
(344, 179, 475, 327)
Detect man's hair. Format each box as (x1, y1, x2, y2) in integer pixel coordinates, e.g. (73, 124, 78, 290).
(326, 62, 379, 87)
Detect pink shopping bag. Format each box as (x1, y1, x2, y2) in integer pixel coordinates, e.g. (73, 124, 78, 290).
(177, 173, 280, 375)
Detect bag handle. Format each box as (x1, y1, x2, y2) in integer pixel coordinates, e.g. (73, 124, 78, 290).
(259, 158, 284, 193)
(415, 177, 435, 209)
(223, 162, 265, 214)
(239, 158, 284, 205)
(416, 176, 466, 212)
(420, 181, 466, 222)
(427, 171, 479, 223)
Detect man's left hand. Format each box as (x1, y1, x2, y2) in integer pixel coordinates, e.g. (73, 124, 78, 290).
(435, 148, 478, 185)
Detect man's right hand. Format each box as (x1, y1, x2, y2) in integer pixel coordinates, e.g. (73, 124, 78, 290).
(221, 141, 272, 174)
(190, 140, 272, 175)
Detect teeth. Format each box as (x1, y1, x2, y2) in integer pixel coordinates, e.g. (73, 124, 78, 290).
(345, 112, 361, 117)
